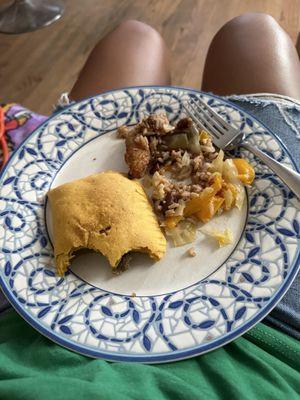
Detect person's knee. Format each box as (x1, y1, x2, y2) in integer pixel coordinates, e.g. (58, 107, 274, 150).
(227, 13, 280, 31)
(116, 20, 164, 44)
(214, 13, 282, 41)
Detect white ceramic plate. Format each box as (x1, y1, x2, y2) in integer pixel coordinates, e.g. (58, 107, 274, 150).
(0, 86, 299, 363)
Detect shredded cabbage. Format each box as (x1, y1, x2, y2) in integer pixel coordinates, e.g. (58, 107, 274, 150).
(223, 188, 234, 210)
(222, 159, 238, 183)
(222, 159, 245, 210)
(166, 220, 196, 247)
(164, 133, 189, 150)
(209, 149, 224, 174)
(187, 124, 201, 154)
(234, 184, 245, 210)
(202, 227, 233, 247)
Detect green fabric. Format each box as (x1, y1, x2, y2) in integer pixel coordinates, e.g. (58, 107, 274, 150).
(0, 310, 299, 400)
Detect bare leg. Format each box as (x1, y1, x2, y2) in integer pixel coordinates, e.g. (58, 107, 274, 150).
(70, 20, 170, 101)
(202, 13, 300, 99)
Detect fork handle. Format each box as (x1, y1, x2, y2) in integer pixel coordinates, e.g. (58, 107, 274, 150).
(241, 141, 300, 200)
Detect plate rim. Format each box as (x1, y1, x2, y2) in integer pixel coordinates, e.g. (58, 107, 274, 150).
(0, 85, 299, 363)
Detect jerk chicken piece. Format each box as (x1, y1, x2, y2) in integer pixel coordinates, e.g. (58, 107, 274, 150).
(136, 113, 174, 136)
(123, 113, 173, 178)
(125, 134, 151, 179)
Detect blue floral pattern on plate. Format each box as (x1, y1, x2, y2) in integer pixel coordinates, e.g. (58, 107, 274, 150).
(0, 87, 299, 363)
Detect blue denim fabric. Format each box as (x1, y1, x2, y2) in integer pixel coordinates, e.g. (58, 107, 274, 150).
(227, 94, 300, 340)
(0, 93, 299, 339)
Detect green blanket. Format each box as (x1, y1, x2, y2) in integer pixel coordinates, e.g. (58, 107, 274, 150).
(0, 310, 299, 400)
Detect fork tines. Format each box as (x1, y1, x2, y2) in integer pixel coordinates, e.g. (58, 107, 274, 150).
(184, 96, 231, 141)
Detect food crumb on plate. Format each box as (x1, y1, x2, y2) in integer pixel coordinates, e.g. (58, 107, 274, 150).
(202, 228, 233, 247)
(187, 247, 196, 257)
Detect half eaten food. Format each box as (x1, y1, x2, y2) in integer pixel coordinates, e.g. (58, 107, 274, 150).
(118, 112, 255, 247)
(48, 171, 166, 276)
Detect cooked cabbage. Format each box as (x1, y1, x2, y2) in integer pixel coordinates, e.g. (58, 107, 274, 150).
(164, 133, 189, 150)
(222, 159, 238, 183)
(234, 184, 245, 210)
(222, 159, 245, 210)
(202, 227, 233, 247)
(209, 149, 224, 174)
(165, 220, 196, 247)
(187, 124, 201, 154)
(223, 187, 234, 210)
(164, 123, 202, 154)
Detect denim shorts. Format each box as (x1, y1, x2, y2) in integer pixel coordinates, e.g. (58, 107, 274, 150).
(224, 93, 300, 340)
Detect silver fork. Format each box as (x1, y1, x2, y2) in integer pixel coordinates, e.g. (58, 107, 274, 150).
(184, 97, 300, 200)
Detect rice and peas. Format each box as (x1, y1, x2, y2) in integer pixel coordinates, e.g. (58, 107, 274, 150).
(118, 113, 255, 249)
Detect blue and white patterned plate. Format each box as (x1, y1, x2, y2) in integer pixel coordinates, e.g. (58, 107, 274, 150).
(0, 87, 299, 363)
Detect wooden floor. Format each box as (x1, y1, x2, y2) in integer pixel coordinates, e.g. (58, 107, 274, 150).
(1, 0, 300, 115)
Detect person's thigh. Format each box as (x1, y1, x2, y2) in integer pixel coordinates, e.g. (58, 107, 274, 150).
(202, 13, 300, 99)
(70, 20, 170, 101)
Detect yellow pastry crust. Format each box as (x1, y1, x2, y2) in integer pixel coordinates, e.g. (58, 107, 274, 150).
(48, 171, 166, 275)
